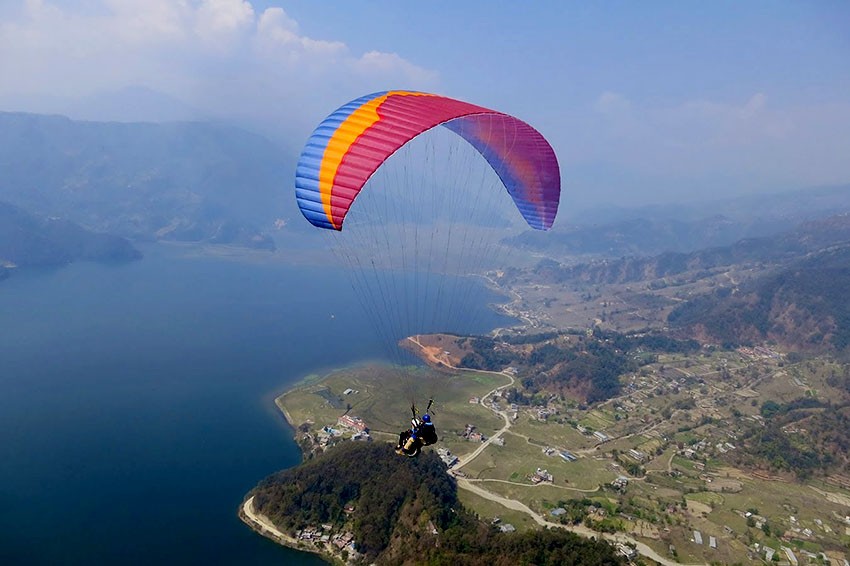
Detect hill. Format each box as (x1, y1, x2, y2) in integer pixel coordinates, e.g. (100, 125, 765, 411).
(511, 185, 850, 258)
(531, 212, 850, 286)
(668, 244, 850, 352)
(0, 112, 302, 249)
(0, 201, 141, 271)
(247, 442, 623, 565)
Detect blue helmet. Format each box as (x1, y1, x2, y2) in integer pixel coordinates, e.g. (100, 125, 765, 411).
(422, 414, 431, 423)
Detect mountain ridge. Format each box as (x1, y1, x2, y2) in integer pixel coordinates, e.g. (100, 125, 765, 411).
(0, 201, 141, 274)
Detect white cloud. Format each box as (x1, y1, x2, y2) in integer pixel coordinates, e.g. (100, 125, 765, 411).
(0, 0, 439, 135)
(194, 0, 254, 45)
(254, 7, 346, 61)
(354, 51, 438, 84)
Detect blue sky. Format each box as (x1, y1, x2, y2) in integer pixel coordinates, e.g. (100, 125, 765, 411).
(1, 0, 848, 209)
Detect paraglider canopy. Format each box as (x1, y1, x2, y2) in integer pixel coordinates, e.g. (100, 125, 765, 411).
(295, 90, 560, 231)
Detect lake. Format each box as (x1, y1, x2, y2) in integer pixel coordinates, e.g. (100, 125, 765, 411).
(0, 244, 513, 564)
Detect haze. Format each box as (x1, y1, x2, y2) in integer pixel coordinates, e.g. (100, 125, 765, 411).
(2, 0, 849, 211)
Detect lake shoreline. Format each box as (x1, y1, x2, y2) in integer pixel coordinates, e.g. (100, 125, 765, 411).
(238, 496, 344, 565)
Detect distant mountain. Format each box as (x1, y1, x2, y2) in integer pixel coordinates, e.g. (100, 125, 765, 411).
(0, 112, 303, 249)
(534, 213, 850, 286)
(0, 201, 141, 272)
(566, 184, 850, 227)
(58, 86, 206, 123)
(668, 244, 850, 352)
(248, 442, 622, 565)
(512, 185, 850, 258)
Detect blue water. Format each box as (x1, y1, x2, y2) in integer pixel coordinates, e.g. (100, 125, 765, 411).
(0, 244, 512, 564)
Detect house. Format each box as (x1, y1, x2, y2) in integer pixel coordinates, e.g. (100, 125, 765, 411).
(436, 448, 458, 468)
(550, 508, 566, 516)
(627, 449, 646, 462)
(782, 546, 798, 566)
(593, 431, 609, 442)
(559, 450, 577, 462)
(499, 524, 516, 533)
(616, 543, 637, 560)
(531, 468, 553, 484)
(709, 536, 717, 549)
(693, 531, 703, 545)
(338, 415, 367, 432)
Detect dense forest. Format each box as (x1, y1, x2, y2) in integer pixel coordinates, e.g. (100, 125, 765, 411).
(249, 442, 623, 565)
(459, 330, 698, 403)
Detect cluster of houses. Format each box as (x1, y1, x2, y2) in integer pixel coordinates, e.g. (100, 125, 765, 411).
(737, 346, 782, 360)
(312, 415, 372, 447)
(749, 542, 836, 566)
(336, 415, 371, 441)
(529, 467, 553, 484)
(296, 525, 359, 558)
(462, 424, 486, 443)
(678, 437, 736, 459)
(331, 532, 357, 553)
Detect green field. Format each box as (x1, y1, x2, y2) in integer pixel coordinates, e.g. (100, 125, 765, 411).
(274, 353, 850, 565)
(279, 363, 507, 439)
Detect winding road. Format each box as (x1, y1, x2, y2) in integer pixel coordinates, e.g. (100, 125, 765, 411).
(406, 336, 706, 565)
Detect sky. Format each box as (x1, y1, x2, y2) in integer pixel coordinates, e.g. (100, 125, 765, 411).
(1, 0, 849, 210)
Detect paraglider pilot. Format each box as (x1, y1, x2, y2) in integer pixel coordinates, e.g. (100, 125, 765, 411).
(396, 401, 437, 457)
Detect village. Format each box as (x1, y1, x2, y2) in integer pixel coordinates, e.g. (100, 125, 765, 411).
(276, 340, 850, 565)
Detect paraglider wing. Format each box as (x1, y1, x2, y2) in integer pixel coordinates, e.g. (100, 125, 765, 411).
(295, 90, 560, 231)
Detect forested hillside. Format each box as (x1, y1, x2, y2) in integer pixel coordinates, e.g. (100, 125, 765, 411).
(0, 201, 141, 270)
(0, 112, 295, 249)
(668, 245, 850, 352)
(249, 442, 623, 565)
